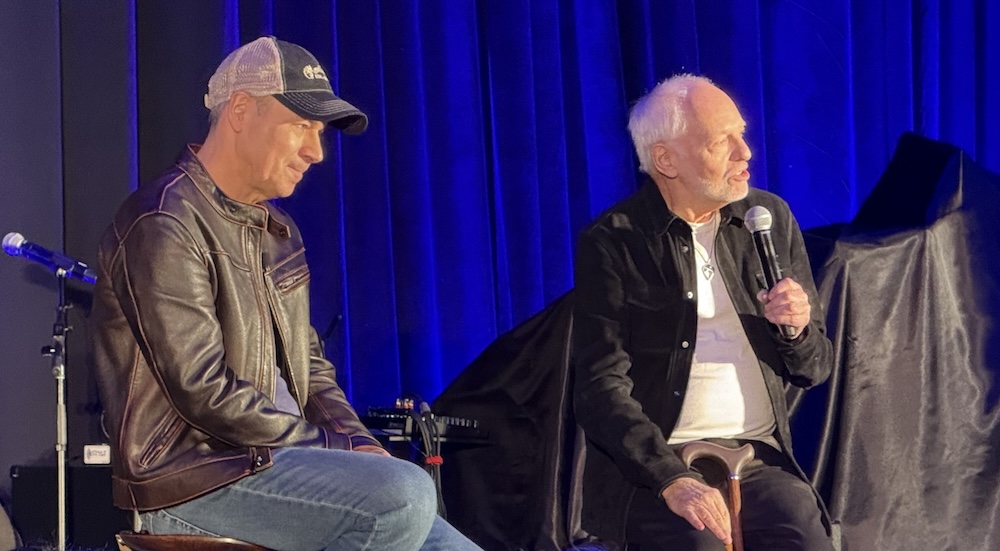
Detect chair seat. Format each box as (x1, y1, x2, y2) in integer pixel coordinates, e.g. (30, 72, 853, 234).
(116, 531, 273, 551)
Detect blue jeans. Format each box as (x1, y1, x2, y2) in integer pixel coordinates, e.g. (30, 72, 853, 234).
(140, 447, 482, 551)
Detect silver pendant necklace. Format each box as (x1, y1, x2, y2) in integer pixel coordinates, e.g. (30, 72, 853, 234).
(694, 246, 715, 280)
(699, 258, 715, 280)
(692, 213, 719, 281)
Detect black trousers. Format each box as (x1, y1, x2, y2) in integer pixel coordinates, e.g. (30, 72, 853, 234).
(624, 441, 833, 551)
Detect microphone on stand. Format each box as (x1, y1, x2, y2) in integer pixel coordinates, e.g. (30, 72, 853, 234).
(4, 230, 91, 551)
(3, 232, 97, 284)
(743, 207, 797, 339)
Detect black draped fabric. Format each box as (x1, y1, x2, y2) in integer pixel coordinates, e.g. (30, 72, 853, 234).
(815, 133, 1000, 550)
(433, 292, 586, 551)
(433, 288, 842, 550)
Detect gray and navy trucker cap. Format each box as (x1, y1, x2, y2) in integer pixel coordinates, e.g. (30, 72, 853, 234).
(204, 36, 368, 134)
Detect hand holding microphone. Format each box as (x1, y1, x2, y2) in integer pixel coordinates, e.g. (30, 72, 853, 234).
(744, 207, 808, 339)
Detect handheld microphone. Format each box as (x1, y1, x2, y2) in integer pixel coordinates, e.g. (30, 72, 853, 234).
(3, 232, 97, 284)
(743, 207, 796, 339)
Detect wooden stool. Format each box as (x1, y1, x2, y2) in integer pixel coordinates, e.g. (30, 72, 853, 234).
(116, 531, 273, 551)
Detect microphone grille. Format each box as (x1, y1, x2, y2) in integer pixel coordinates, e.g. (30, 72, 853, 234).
(2, 232, 25, 257)
(744, 206, 773, 233)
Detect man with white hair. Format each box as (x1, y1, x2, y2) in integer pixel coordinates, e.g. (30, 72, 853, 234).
(93, 36, 481, 551)
(573, 75, 835, 550)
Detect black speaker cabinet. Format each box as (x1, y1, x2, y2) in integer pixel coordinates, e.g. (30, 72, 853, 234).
(9, 464, 131, 548)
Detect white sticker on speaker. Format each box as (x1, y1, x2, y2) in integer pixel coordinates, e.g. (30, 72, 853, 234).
(83, 444, 111, 465)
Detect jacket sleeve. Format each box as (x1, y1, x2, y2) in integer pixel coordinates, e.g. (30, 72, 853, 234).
(302, 329, 383, 449)
(112, 213, 352, 450)
(769, 200, 834, 389)
(572, 229, 693, 492)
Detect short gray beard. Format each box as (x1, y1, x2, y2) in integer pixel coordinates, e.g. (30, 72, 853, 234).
(702, 176, 749, 204)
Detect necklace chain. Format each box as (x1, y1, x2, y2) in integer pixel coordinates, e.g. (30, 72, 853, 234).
(692, 213, 718, 281)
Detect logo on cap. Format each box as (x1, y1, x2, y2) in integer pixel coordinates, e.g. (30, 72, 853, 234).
(303, 65, 329, 81)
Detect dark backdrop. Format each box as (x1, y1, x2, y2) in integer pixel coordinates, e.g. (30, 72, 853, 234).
(1, 0, 998, 537)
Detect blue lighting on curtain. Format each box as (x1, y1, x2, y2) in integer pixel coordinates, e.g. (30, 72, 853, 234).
(279, 0, 1000, 410)
(11, 0, 995, 411)
(223, 0, 240, 51)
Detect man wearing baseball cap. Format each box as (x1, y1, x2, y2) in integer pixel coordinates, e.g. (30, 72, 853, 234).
(92, 37, 482, 550)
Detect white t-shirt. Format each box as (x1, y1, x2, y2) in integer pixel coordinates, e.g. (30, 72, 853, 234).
(667, 213, 778, 448)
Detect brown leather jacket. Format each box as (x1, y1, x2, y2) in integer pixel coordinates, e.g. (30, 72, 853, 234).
(92, 147, 381, 511)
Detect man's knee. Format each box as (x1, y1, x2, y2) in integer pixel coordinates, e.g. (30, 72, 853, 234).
(373, 457, 438, 515)
(756, 476, 825, 526)
(743, 474, 832, 550)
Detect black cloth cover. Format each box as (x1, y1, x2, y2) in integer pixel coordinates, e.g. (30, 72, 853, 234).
(434, 292, 837, 550)
(814, 133, 1000, 550)
(433, 292, 587, 551)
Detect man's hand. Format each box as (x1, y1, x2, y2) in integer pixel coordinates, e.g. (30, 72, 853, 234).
(756, 277, 810, 338)
(353, 444, 391, 457)
(660, 477, 733, 545)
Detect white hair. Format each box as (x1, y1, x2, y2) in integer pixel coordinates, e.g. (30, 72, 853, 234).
(627, 74, 714, 175)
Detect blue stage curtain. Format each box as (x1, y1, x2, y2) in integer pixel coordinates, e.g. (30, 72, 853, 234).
(8, 0, 999, 414)
(279, 0, 1000, 410)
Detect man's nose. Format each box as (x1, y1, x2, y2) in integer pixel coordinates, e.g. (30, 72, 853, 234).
(302, 130, 324, 164)
(734, 135, 752, 161)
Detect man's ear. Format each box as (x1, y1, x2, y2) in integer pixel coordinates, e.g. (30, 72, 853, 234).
(226, 92, 253, 132)
(651, 142, 680, 179)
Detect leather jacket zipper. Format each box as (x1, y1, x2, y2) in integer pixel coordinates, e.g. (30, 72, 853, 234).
(276, 267, 309, 292)
(264, 283, 303, 409)
(138, 415, 183, 468)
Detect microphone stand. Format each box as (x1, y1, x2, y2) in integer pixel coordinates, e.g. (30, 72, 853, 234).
(41, 268, 70, 551)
